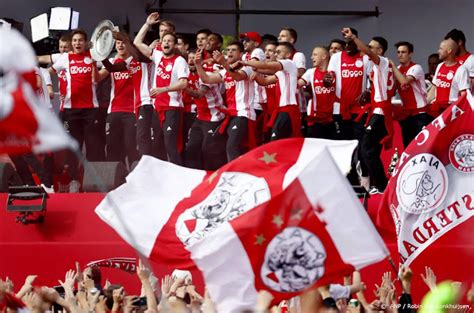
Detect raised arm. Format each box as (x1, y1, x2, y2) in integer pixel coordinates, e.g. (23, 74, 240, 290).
(254, 73, 277, 86)
(244, 59, 283, 73)
(213, 50, 248, 81)
(194, 49, 223, 84)
(389, 59, 414, 85)
(133, 12, 160, 58)
(342, 27, 380, 65)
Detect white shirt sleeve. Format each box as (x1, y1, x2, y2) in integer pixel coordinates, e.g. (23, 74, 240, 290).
(406, 64, 425, 82)
(327, 52, 340, 73)
(462, 55, 474, 78)
(218, 69, 227, 79)
(301, 68, 313, 85)
(278, 59, 296, 72)
(51, 53, 62, 63)
(175, 56, 190, 79)
(151, 49, 163, 65)
(241, 66, 253, 79)
(40, 68, 52, 85)
(292, 52, 306, 69)
(454, 66, 471, 91)
(432, 63, 442, 84)
(250, 48, 265, 61)
(51, 53, 69, 73)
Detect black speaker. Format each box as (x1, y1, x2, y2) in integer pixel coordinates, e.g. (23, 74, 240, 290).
(0, 163, 22, 192)
(82, 162, 128, 192)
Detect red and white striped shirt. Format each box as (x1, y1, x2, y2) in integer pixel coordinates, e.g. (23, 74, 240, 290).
(198, 79, 225, 122)
(52, 51, 98, 110)
(109, 57, 134, 114)
(301, 67, 336, 123)
(275, 59, 298, 107)
(151, 49, 189, 108)
(327, 51, 370, 116)
(129, 58, 152, 109)
(292, 51, 307, 113)
(433, 62, 470, 105)
(183, 71, 199, 113)
(52, 53, 68, 108)
(369, 56, 393, 115)
(219, 67, 255, 120)
(396, 62, 427, 114)
(243, 48, 266, 110)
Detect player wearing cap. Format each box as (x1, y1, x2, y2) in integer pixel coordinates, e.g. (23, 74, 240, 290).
(245, 42, 300, 141)
(427, 38, 470, 117)
(240, 31, 267, 145)
(196, 41, 256, 162)
(390, 41, 431, 148)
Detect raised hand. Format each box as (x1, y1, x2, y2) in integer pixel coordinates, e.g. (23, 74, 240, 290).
(59, 269, 77, 290)
(212, 50, 226, 66)
(146, 12, 160, 26)
(341, 27, 355, 40)
(420, 266, 437, 290)
(161, 275, 173, 298)
(137, 259, 151, 282)
(399, 266, 413, 293)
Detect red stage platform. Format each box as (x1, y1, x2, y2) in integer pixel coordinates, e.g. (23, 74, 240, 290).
(1, 192, 472, 303)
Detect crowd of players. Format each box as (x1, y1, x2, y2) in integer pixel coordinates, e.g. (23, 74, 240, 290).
(17, 13, 474, 193)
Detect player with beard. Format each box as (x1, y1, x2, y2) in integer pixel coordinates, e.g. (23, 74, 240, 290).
(427, 38, 470, 117)
(324, 29, 371, 188)
(49, 29, 103, 185)
(96, 37, 138, 168)
(342, 27, 395, 194)
(298, 46, 336, 139)
(243, 42, 300, 141)
(444, 29, 474, 89)
(195, 41, 256, 162)
(135, 14, 189, 165)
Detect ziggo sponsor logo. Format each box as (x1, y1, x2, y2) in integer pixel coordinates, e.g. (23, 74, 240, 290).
(341, 69, 363, 78)
(130, 65, 141, 75)
(113, 72, 130, 80)
(70, 66, 92, 74)
(314, 86, 335, 94)
(434, 79, 451, 88)
(225, 80, 236, 89)
(156, 67, 171, 80)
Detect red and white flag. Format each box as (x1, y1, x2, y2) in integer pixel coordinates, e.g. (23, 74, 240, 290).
(96, 138, 388, 312)
(378, 92, 474, 266)
(0, 28, 77, 155)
